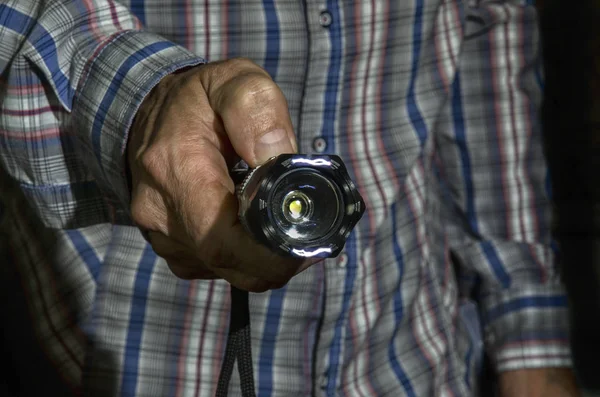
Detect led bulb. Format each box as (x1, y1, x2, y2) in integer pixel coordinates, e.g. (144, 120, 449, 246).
(289, 200, 303, 219)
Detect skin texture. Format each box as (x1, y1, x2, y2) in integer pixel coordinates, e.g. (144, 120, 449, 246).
(128, 58, 316, 293)
(127, 57, 580, 394)
(499, 368, 580, 397)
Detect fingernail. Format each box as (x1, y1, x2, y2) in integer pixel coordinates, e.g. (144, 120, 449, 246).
(254, 129, 295, 164)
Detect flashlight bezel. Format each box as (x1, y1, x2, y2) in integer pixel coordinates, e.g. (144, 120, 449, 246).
(236, 154, 365, 259)
(267, 167, 344, 244)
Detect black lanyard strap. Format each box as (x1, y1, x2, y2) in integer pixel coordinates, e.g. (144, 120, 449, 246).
(216, 286, 256, 397)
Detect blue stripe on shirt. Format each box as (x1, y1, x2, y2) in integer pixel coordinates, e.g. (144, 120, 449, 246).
(262, 0, 279, 77)
(0, 5, 74, 107)
(502, 329, 569, 343)
(452, 72, 510, 288)
(388, 202, 417, 397)
(226, 1, 241, 58)
(322, 0, 342, 152)
(477, 31, 514, 288)
(464, 338, 474, 388)
(91, 40, 176, 172)
(451, 74, 479, 236)
(485, 295, 567, 324)
(378, 1, 416, 393)
(535, 61, 544, 91)
(258, 289, 286, 397)
(406, 0, 427, 145)
(65, 230, 102, 282)
(257, 5, 283, 396)
(0, 5, 34, 76)
(129, 0, 146, 25)
(0, 134, 62, 149)
(120, 245, 157, 396)
(326, 231, 358, 396)
(481, 241, 511, 288)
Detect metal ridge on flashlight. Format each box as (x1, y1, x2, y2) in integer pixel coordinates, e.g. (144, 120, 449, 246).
(234, 154, 365, 259)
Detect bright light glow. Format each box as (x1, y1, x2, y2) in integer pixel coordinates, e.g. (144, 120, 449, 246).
(291, 247, 332, 257)
(286, 226, 308, 239)
(291, 158, 331, 167)
(288, 200, 303, 219)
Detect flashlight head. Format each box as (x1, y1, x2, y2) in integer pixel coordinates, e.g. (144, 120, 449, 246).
(236, 154, 365, 258)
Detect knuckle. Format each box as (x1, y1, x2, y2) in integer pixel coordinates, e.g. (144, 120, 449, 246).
(177, 179, 232, 239)
(177, 148, 218, 184)
(219, 67, 278, 105)
(204, 57, 264, 94)
(130, 185, 168, 233)
(235, 76, 279, 103)
(139, 145, 167, 180)
(209, 66, 284, 122)
(130, 197, 152, 229)
(226, 57, 257, 70)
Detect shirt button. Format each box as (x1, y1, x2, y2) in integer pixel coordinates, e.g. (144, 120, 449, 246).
(312, 137, 327, 153)
(319, 11, 333, 27)
(337, 252, 348, 268)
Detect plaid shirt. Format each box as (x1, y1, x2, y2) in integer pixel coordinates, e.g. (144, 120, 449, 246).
(0, 0, 571, 396)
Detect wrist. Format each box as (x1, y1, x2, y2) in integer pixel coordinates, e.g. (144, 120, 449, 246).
(498, 368, 580, 397)
(127, 71, 184, 189)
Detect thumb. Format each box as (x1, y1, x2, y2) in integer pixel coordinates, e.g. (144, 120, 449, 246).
(201, 58, 297, 167)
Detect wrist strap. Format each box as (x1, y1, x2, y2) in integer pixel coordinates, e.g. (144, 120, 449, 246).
(216, 286, 256, 397)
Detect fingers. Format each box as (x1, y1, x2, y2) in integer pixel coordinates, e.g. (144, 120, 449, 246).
(164, 257, 220, 280)
(208, 188, 313, 284)
(199, 58, 298, 167)
(165, 258, 279, 292)
(147, 230, 190, 258)
(147, 231, 218, 279)
(145, 171, 309, 288)
(128, 59, 317, 292)
(179, 174, 310, 286)
(211, 268, 280, 293)
(149, 232, 285, 293)
(130, 181, 170, 234)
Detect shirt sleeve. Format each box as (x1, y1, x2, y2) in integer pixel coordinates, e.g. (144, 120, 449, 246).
(436, 1, 571, 372)
(0, 0, 204, 228)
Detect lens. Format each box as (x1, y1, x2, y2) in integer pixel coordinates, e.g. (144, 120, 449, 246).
(269, 169, 343, 242)
(282, 191, 313, 223)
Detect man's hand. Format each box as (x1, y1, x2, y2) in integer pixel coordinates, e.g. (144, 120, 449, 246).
(499, 368, 580, 397)
(127, 58, 314, 292)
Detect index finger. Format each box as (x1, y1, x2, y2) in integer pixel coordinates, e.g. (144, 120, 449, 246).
(182, 167, 310, 285)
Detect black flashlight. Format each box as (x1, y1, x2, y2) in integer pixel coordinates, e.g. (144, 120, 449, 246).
(217, 153, 365, 397)
(232, 154, 365, 258)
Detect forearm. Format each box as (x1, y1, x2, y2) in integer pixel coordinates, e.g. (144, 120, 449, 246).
(0, 0, 203, 228)
(499, 368, 580, 397)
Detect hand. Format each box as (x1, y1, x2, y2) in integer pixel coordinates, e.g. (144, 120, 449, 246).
(127, 58, 314, 292)
(499, 368, 580, 397)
